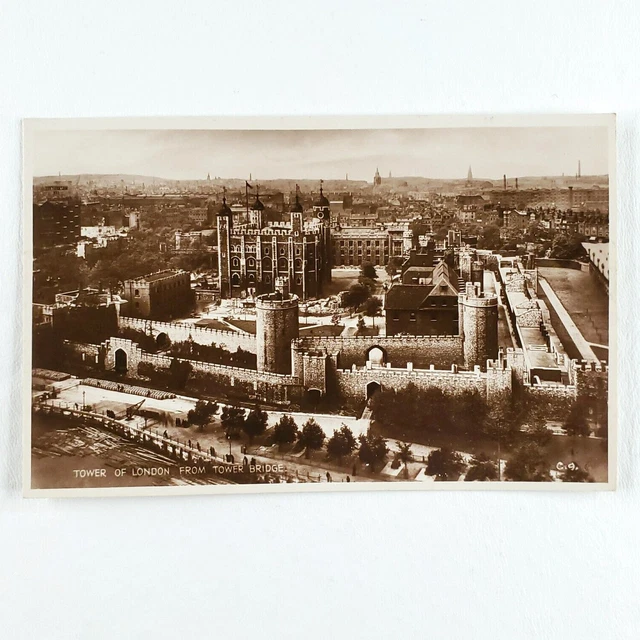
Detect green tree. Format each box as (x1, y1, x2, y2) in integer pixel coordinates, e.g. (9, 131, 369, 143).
(360, 261, 378, 280)
(168, 359, 192, 390)
(343, 283, 371, 312)
(187, 400, 219, 431)
(326, 424, 357, 460)
(396, 441, 413, 479)
(358, 434, 389, 471)
(525, 405, 553, 446)
(298, 418, 326, 458)
(478, 224, 502, 250)
(550, 233, 586, 260)
(221, 405, 246, 438)
(385, 256, 404, 277)
(242, 405, 268, 443)
(137, 361, 156, 379)
(272, 415, 299, 449)
(357, 276, 377, 292)
(564, 403, 590, 437)
(504, 442, 551, 481)
(483, 394, 519, 445)
(464, 453, 498, 482)
(360, 296, 382, 326)
(425, 448, 466, 481)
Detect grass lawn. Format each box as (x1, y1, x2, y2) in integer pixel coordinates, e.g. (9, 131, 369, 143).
(299, 324, 344, 337)
(194, 318, 232, 331)
(356, 325, 380, 336)
(224, 319, 257, 334)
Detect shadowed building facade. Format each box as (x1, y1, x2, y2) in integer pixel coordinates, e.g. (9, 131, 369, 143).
(122, 269, 194, 320)
(216, 187, 332, 300)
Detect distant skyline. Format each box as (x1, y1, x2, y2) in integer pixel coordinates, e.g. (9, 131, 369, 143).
(32, 126, 609, 182)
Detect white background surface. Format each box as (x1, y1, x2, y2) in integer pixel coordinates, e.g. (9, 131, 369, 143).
(1, 1, 638, 638)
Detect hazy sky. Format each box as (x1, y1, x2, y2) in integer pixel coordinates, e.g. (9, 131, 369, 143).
(32, 126, 609, 181)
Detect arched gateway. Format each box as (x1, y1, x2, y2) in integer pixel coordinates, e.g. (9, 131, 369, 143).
(114, 348, 128, 375)
(156, 332, 170, 349)
(366, 346, 386, 367)
(366, 381, 381, 400)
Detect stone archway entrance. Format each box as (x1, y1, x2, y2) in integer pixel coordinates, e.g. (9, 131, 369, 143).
(303, 388, 323, 411)
(114, 348, 128, 375)
(156, 332, 171, 349)
(307, 388, 323, 401)
(367, 346, 386, 367)
(366, 381, 381, 400)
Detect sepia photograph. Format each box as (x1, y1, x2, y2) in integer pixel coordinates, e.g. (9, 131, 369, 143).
(23, 115, 615, 496)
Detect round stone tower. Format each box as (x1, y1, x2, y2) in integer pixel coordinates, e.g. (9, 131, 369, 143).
(255, 278, 299, 375)
(459, 282, 498, 370)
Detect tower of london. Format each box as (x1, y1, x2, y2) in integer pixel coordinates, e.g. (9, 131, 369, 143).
(216, 186, 332, 301)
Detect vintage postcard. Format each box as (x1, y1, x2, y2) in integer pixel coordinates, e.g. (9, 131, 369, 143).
(23, 115, 616, 497)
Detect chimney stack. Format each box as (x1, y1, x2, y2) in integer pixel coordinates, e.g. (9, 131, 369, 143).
(503, 175, 507, 190)
(568, 186, 574, 209)
(515, 177, 519, 190)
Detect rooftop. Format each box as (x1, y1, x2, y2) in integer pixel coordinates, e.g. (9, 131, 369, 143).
(129, 269, 188, 284)
(334, 227, 389, 238)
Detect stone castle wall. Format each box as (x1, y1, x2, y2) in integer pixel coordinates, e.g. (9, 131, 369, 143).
(292, 334, 464, 372)
(69, 336, 601, 419)
(335, 360, 512, 401)
(119, 316, 256, 353)
(103, 337, 301, 403)
(67, 341, 102, 366)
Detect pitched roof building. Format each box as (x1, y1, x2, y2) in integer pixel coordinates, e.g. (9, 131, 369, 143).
(385, 260, 460, 336)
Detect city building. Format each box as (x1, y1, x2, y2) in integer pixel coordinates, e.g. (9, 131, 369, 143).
(345, 203, 379, 227)
(33, 288, 126, 344)
(34, 180, 75, 202)
(33, 200, 81, 253)
(332, 225, 412, 267)
(216, 187, 332, 300)
(174, 229, 216, 252)
(77, 235, 126, 261)
(400, 248, 440, 284)
(122, 269, 194, 320)
(385, 260, 461, 336)
(188, 207, 214, 226)
(484, 186, 609, 214)
(583, 242, 609, 293)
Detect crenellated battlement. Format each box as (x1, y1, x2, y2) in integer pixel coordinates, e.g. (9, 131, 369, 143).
(119, 316, 257, 353)
(571, 359, 609, 373)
